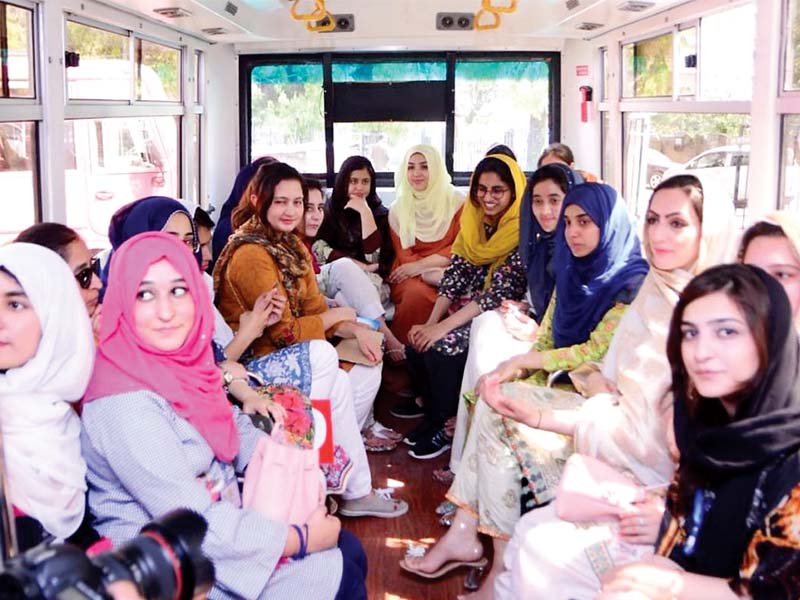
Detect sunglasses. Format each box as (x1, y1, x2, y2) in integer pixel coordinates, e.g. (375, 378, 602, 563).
(75, 257, 100, 290)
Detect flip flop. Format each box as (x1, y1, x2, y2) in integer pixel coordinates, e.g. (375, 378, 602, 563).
(371, 421, 403, 442)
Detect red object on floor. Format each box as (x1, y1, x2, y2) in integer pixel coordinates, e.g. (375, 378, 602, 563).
(312, 399, 334, 464)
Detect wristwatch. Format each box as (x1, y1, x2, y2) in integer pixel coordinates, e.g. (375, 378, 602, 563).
(222, 370, 248, 390)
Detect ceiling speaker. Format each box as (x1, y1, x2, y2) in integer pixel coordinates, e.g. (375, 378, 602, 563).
(436, 12, 474, 31)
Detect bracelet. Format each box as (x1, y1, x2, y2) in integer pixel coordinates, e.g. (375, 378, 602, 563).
(534, 409, 543, 429)
(290, 524, 307, 560)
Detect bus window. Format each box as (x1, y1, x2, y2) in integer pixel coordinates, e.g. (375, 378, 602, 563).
(0, 122, 37, 243)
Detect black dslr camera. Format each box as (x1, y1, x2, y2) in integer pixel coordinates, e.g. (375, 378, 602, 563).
(0, 509, 214, 600)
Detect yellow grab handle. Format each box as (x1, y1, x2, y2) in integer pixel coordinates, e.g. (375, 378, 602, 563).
(475, 8, 501, 31)
(290, 0, 327, 22)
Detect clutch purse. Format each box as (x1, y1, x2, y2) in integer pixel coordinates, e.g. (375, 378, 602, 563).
(554, 454, 644, 522)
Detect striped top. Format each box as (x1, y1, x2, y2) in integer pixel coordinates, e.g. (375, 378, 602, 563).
(81, 390, 342, 599)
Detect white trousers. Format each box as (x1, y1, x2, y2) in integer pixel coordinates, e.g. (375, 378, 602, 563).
(346, 364, 382, 431)
(319, 258, 384, 320)
(308, 340, 372, 499)
(449, 310, 533, 473)
(494, 502, 653, 600)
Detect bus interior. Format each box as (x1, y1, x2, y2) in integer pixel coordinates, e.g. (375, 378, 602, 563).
(0, 0, 797, 598)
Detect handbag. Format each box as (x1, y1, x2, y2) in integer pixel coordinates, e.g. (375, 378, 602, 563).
(554, 454, 645, 523)
(242, 433, 325, 524)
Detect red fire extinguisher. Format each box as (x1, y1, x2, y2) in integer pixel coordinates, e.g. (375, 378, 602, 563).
(580, 85, 593, 123)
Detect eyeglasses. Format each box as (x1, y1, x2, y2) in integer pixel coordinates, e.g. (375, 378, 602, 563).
(74, 257, 101, 290)
(475, 185, 510, 199)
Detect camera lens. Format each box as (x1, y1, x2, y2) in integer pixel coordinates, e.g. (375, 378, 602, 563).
(441, 16, 454, 28)
(457, 17, 470, 28)
(97, 510, 214, 600)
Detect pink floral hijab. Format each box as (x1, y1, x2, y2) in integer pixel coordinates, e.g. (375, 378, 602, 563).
(84, 232, 239, 462)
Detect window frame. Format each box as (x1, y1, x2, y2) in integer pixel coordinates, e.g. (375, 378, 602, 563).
(0, 0, 41, 238)
(0, 0, 37, 100)
(239, 51, 561, 187)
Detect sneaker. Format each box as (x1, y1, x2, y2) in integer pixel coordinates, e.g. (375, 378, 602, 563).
(402, 421, 435, 447)
(390, 397, 425, 419)
(409, 428, 452, 460)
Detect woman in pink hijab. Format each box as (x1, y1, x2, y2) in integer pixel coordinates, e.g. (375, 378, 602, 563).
(81, 232, 366, 600)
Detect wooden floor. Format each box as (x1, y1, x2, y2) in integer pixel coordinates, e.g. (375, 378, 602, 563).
(342, 365, 486, 600)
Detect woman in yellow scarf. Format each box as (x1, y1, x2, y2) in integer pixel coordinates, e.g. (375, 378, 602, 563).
(401, 154, 528, 460)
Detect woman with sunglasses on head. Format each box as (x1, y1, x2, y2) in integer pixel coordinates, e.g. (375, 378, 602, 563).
(0, 243, 95, 551)
(16, 222, 102, 339)
(82, 232, 367, 600)
(598, 264, 800, 600)
(537, 142, 600, 183)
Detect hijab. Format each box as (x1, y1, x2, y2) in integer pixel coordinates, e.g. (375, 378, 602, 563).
(551, 183, 649, 348)
(674, 267, 800, 474)
(666, 265, 800, 577)
(388, 145, 464, 249)
(103, 196, 200, 286)
(0, 243, 94, 538)
(212, 156, 277, 261)
(84, 232, 239, 463)
(519, 164, 584, 323)
(451, 154, 526, 288)
(575, 180, 737, 488)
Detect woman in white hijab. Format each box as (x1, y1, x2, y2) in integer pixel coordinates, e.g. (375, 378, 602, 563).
(0, 242, 95, 549)
(387, 145, 464, 352)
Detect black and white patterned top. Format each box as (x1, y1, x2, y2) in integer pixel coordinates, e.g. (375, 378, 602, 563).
(433, 249, 527, 356)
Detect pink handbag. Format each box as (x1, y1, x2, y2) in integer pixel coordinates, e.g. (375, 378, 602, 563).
(242, 434, 325, 524)
(554, 454, 645, 522)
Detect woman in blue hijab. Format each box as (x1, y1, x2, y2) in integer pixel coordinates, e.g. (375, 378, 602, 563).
(102, 196, 200, 287)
